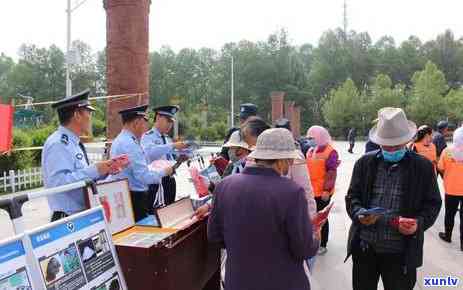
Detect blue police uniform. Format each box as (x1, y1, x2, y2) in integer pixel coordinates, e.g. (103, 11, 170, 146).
(42, 89, 99, 219)
(109, 105, 167, 221)
(141, 127, 175, 163)
(141, 105, 180, 206)
(110, 129, 165, 191)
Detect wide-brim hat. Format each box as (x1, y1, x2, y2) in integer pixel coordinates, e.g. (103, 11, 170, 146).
(223, 131, 252, 151)
(369, 107, 417, 146)
(248, 128, 300, 160)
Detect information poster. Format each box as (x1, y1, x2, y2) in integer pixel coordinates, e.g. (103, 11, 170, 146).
(0, 236, 34, 290)
(26, 208, 127, 290)
(88, 179, 135, 235)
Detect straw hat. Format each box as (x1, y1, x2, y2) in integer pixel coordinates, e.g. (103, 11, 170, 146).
(248, 128, 300, 160)
(369, 107, 417, 146)
(223, 131, 252, 151)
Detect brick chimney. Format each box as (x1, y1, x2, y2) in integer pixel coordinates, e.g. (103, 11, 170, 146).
(104, 0, 151, 139)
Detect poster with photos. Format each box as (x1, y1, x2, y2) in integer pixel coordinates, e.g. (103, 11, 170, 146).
(25, 207, 127, 290)
(0, 236, 34, 290)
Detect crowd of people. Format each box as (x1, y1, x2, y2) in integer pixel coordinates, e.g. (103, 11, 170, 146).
(204, 105, 461, 290)
(40, 89, 461, 290)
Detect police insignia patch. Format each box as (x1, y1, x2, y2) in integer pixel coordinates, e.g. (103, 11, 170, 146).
(76, 153, 83, 160)
(61, 134, 69, 145)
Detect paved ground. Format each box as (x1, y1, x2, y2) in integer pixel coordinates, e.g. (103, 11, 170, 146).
(0, 142, 461, 289)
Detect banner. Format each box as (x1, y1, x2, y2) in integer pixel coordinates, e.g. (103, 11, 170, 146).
(0, 104, 14, 153)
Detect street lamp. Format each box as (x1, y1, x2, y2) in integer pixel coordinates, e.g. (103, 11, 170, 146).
(66, 0, 88, 97)
(230, 56, 235, 128)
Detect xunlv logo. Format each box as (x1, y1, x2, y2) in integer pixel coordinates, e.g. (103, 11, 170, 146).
(424, 276, 460, 287)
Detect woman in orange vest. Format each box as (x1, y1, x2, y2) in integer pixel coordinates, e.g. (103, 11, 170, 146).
(306, 125, 340, 255)
(409, 125, 437, 171)
(437, 126, 463, 251)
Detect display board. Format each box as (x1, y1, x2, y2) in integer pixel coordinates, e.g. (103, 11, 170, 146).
(0, 235, 35, 290)
(87, 179, 135, 235)
(25, 207, 127, 290)
(155, 198, 197, 230)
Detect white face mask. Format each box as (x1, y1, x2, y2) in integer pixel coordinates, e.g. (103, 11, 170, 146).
(228, 149, 240, 163)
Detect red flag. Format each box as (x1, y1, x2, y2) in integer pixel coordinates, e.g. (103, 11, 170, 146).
(0, 104, 14, 153)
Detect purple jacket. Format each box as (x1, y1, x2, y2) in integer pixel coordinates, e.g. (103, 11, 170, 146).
(208, 166, 317, 290)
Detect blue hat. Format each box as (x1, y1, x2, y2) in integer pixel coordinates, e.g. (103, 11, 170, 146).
(239, 103, 258, 120)
(52, 89, 95, 112)
(153, 105, 180, 120)
(118, 104, 149, 122)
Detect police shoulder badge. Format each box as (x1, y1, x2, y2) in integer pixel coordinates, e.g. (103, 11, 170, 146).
(61, 134, 69, 145)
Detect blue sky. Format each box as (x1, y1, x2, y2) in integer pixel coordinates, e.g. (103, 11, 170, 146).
(1, 0, 463, 58)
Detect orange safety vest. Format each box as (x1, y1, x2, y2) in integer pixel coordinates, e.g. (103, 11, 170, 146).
(306, 144, 335, 197)
(438, 148, 463, 196)
(412, 142, 437, 171)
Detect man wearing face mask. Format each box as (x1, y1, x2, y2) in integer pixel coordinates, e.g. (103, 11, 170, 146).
(221, 131, 252, 177)
(345, 107, 442, 290)
(208, 128, 318, 290)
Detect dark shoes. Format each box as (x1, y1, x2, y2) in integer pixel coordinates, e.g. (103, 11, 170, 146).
(438, 232, 451, 243)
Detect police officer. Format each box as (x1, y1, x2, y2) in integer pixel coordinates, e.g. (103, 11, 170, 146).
(141, 105, 187, 206)
(220, 103, 258, 160)
(110, 104, 174, 222)
(42, 89, 115, 221)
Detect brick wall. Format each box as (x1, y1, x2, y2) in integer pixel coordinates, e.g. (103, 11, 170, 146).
(271, 92, 285, 123)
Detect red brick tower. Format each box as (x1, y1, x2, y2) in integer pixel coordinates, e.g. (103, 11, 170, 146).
(104, 0, 151, 139)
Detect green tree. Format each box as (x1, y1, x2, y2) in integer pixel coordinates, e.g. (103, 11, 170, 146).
(322, 79, 364, 136)
(445, 89, 463, 125)
(366, 74, 406, 120)
(407, 61, 448, 125)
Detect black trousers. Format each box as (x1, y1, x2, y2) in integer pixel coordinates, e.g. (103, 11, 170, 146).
(352, 245, 417, 290)
(130, 190, 152, 222)
(315, 196, 331, 247)
(444, 194, 463, 241)
(348, 141, 355, 153)
(150, 176, 177, 207)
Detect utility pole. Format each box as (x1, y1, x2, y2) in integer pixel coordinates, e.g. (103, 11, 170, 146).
(230, 56, 235, 128)
(66, 0, 72, 97)
(343, 0, 348, 41)
(66, 0, 88, 97)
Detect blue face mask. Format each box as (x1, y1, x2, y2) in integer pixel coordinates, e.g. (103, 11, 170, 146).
(306, 138, 317, 148)
(382, 148, 407, 163)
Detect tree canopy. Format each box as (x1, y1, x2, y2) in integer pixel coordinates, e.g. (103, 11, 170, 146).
(1, 28, 463, 139)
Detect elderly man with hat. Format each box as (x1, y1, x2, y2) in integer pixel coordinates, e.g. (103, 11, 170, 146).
(42, 89, 120, 221)
(220, 103, 258, 161)
(345, 108, 442, 290)
(141, 105, 188, 206)
(208, 128, 318, 290)
(110, 105, 174, 222)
